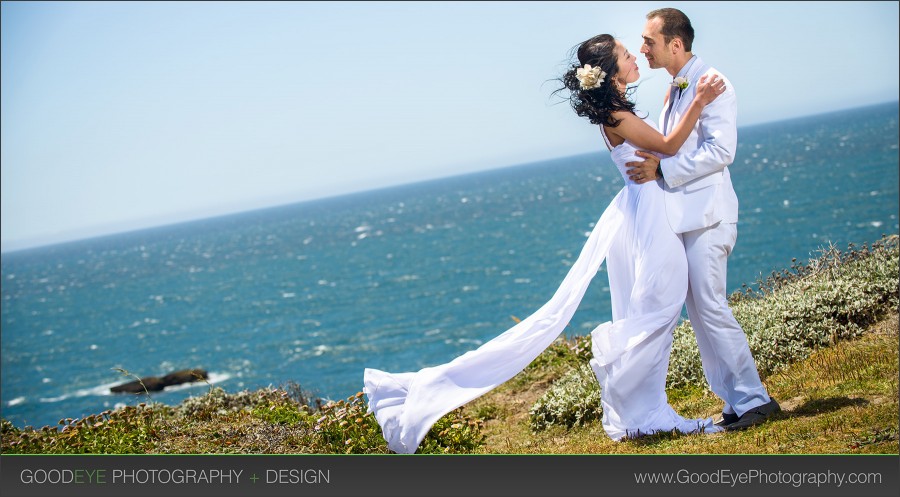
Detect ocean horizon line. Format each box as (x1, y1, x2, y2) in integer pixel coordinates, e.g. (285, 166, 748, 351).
(3, 100, 897, 254)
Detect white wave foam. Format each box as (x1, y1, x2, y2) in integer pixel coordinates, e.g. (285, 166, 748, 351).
(7, 396, 26, 407)
(37, 372, 232, 403)
(445, 338, 483, 346)
(39, 379, 123, 403)
(161, 372, 231, 392)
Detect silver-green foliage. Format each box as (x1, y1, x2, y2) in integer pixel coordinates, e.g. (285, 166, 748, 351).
(532, 235, 899, 430)
(529, 362, 602, 431)
(667, 235, 899, 390)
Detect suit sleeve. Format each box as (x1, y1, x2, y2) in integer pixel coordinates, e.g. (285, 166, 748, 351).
(659, 80, 737, 188)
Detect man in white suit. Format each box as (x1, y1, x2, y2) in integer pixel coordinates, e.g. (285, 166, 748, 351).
(626, 7, 780, 431)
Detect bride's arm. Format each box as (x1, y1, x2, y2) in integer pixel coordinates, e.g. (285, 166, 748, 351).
(606, 74, 723, 156)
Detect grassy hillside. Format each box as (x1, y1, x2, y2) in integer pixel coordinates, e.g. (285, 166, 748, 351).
(2, 236, 897, 454)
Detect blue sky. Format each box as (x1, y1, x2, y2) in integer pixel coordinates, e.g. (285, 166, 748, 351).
(2, 1, 898, 251)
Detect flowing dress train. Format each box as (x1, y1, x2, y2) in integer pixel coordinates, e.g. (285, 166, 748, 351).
(363, 118, 720, 453)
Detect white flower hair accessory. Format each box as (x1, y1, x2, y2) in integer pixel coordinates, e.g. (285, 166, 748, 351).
(576, 64, 606, 90)
(672, 76, 689, 91)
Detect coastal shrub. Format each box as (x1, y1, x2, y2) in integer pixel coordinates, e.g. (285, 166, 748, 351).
(667, 235, 899, 390)
(531, 235, 899, 430)
(250, 398, 312, 426)
(311, 392, 388, 454)
(418, 408, 486, 454)
(177, 386, 291, 421)
(529, 363, 602, 431)
(311, 391, 484, 454)
(1, 403, 168, 454)
(570, 333, 593, 362)
(1, 383, 485, 454)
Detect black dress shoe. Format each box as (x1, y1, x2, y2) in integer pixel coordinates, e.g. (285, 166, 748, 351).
(714, 411, 739, 427)
(725, 398, 781, 431)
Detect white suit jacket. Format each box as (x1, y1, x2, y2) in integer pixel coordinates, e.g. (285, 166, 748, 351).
(658, 56, 739, 234)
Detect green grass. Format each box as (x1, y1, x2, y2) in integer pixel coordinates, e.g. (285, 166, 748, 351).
(2, 235, 897, 454)
(473, 313, 897, 454)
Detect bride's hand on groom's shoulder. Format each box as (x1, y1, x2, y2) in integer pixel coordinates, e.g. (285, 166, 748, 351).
(695, 74, 726, 106)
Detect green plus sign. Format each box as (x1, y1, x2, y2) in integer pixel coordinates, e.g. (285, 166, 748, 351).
(250, 474, 260, 483)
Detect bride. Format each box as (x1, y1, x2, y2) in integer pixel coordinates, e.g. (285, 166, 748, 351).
(364, 34, 727, 453)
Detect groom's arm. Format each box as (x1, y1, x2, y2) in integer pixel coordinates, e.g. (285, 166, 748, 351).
(658, 78, 737, 188)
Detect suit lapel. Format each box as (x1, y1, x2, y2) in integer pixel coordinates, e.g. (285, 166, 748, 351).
(667, 56, 709, 132)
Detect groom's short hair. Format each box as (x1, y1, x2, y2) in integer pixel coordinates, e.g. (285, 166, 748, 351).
(647, 8, 694, 52)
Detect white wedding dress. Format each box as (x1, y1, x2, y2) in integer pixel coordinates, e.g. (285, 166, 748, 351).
(364, 117, 720, 453)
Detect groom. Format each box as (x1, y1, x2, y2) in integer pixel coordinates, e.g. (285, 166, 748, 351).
(626, 7, 780, 431)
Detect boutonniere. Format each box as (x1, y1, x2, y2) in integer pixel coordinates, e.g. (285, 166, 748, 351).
(672, 76, 689, 95)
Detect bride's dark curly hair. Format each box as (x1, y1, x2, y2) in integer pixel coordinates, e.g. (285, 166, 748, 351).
(555, 34, 640, 128)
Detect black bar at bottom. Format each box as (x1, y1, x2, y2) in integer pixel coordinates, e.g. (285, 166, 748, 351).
(1, 454, 898, 497)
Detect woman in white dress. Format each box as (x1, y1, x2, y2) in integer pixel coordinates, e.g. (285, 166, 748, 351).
(363, 34, 727, 453)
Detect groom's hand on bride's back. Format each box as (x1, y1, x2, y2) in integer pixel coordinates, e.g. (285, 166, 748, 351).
(626, 151, 661, 184)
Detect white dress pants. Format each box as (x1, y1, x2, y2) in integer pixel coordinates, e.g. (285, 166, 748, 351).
(680, 221, 771, 417)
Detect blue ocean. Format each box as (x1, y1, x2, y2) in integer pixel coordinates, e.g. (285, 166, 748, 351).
(2, 102, 898, 429)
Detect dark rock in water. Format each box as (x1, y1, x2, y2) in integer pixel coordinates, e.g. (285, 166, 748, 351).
(110, 369, 209, 394)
